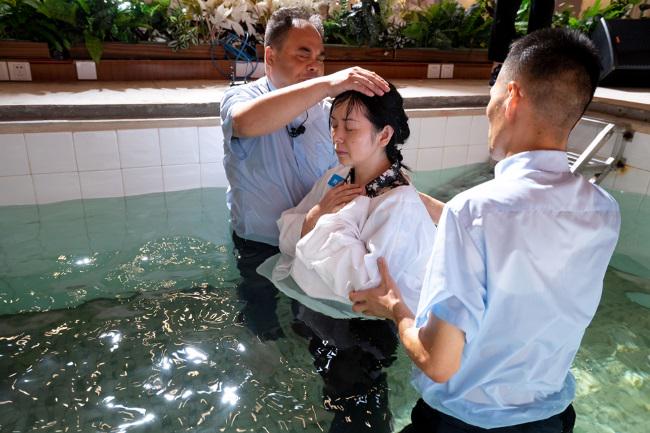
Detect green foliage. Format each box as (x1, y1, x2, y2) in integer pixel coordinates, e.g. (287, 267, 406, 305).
(166, 6, 198, 51)
(402, 0, 492, 49)
(0, 0, 644, 59)
(554, 0, 641, 34)
(517, 0, 640, 35)
(324, 0, 386, 47)
(0, 0, 171, 60)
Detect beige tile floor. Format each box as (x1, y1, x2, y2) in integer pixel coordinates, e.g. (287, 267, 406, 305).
(1, 79, 647, 107)
(0, 79, 647, 132)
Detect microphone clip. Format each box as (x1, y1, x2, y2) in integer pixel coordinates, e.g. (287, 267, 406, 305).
(287, 125, 306, 137)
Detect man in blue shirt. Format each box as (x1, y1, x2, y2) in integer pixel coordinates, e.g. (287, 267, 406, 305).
(350, 28, 621, 432)
(220, 7, 389, 339)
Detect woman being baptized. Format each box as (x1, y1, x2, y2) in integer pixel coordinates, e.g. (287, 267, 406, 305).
(269, 82, 438, 316)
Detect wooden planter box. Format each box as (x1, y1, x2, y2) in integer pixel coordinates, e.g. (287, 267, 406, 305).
(69, 42, 266, 61)
(0, 40, 51, 59)
(394, 47, 488, 63)
(1, 40, 490, 81)
(324, 44, 394, 61)
(69, 42, 223, 60)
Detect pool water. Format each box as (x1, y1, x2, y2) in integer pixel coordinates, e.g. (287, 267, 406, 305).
(0, 165, 648, 433)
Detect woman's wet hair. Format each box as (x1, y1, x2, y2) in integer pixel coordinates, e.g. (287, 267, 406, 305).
(330, 82, 410, 168)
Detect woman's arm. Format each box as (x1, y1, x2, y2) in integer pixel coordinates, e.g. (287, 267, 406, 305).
(350, 258, 465, 383)
(295, 190, 430, 301)
(301, 182, 363, 237)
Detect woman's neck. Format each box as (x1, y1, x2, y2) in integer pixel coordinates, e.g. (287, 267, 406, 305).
(353, 155, 392, 188)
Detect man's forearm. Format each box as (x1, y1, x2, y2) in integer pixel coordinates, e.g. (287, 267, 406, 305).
(232, 78, 330, 138)
(393, 302, 432, 374)
(393, 303, 463, 384)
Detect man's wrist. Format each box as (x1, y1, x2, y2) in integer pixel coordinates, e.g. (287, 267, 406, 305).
(391, 299, 414, 324)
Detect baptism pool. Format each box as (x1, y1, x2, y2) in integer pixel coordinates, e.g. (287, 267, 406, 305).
(0, 165, 648, 433)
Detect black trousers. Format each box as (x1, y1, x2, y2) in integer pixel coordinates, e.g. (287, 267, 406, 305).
(291, 303, 399, 433)
(232, 232, 283, 340)
(488, 0, 555, 62)
(401, 399, 576, 433)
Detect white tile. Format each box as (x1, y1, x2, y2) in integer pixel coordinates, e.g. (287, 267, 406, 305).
(598, 171, 617, 189)
(401, 149, 418, 169)
(567, 121, 599, 151)
(469, 116, 489, 146)
(79, 170, 124, 199)
(419, 117, 446, 148)
(444, 116, 472, 147)
(623, 132, 650, 172)
(33, 173, 81, 204)
(198, 126, 224, 163)
(159, 127, 199, 165)
(117, 129, 161, 168)
(442, 146, 469, 169)
(568, 121, 616, 159)
(467, 144, 490, 164)
(613, 167, 650, 195)
(0, 134, 29, 176)
(403, 118, 421, 150)
(163, 164, 201, 192)
(416, 148, 443, 171)
(201, 163, 229, 188)
(0, 175, 36, 206)
(122, 167, 164, 196)
(25, 132, 76, 174)
(73, 130, 120, 171)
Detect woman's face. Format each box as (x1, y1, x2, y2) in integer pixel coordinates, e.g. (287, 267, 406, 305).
(330, 100, 387, 166)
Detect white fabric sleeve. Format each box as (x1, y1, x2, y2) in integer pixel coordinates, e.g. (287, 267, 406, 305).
(416, 205, 486, 343)
(277, 174, 331, 257)
(294, 191, 425, 301)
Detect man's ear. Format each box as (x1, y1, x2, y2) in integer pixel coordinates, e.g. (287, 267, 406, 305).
(378, 125, 394, 148)
(265, 45, 274, 67)
(504, 80, 522, 121)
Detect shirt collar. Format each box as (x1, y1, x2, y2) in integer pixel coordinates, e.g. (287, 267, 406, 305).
(265, 76, 278, 92)
(494, 150, 570, 179)
(348, 161, 410, 198)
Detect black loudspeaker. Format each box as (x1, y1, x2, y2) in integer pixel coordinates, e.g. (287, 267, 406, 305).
(591, 17, 650, 87)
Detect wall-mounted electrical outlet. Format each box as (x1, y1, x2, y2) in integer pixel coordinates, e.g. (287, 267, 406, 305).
(0, 62, 9, 81)
(427, 64, 441, 79)
(441, 64, 454, 79)
(8, 62, 32, 81)
(75, 61, 97, 80)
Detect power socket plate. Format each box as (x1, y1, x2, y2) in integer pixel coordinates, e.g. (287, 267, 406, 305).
(8, 62, 32, 81)
(75, 61, 98, 80)
(441, 64, 454, 79)
(427, 64, 441, 79)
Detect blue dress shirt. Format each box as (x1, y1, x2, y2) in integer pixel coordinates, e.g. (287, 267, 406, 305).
(220, 77, 338, 245)
(414, 150, 621, 428)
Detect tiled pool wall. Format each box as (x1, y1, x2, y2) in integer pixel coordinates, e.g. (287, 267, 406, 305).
(0, 111, 491, 206)
(0, 112, 649, 276)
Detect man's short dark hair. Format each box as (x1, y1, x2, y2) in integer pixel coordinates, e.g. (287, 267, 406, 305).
(264, 7, 324, 49)
(502, 28, 601, 132)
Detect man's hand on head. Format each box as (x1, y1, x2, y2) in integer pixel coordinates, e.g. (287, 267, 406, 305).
(349, 257, 408, 321)
(323, 67, 390, 98)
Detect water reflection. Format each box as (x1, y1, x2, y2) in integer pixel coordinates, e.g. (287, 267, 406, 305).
(0, 185, 648, 433)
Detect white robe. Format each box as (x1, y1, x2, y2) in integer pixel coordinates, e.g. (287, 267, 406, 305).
(270, 165, 437, 315)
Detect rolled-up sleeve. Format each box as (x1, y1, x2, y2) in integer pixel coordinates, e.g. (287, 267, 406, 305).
(417, 206, 486, 343)
(220, 86, 258, 158)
